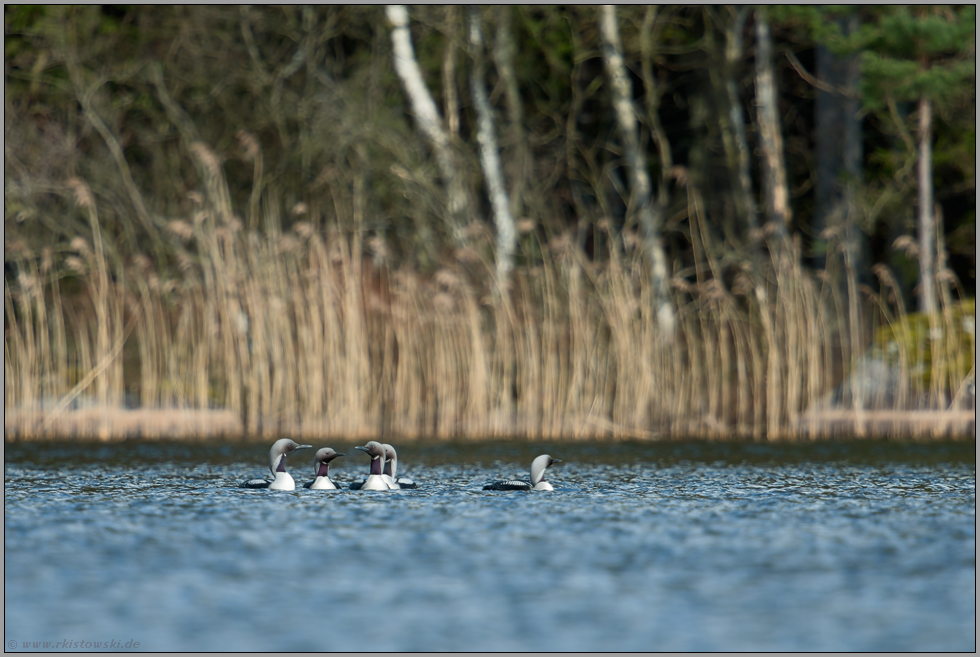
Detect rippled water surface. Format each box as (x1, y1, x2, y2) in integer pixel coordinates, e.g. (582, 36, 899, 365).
(5, 439, 976, 651)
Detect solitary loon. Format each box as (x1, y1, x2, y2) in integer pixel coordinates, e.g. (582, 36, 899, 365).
(381, 443, 418, 490)
(239, 439, 312, 491)
(303, 448, 345, 490)
(349, 441, 392, 490)
(483, 454, 561, 491)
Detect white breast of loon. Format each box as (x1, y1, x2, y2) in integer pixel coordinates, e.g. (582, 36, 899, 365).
(307, 475, 338, 490)
(351, 474, 390, 490)
(269, 471, 296, 491)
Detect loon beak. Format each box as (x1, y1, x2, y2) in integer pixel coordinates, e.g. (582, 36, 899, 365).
(355, 446, 369, 453)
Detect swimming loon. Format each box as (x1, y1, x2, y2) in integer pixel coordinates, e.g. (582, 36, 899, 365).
(239, 439, 312, 490)
(381, 443, 418, 490)
(483, 454, 561, 491)
(349, 441, 392, 490)
(303, 448, 345, 490)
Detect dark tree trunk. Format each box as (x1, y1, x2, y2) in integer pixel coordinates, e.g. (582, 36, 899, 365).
(814, 14, 863, 274)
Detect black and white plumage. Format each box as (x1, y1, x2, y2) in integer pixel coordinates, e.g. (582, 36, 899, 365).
(303, 448, 345, 490)
(483, 454, 561, 491)
(381, 443, 418, 490)
(349, 441, 393, 490)
(239, 439, 313, 490)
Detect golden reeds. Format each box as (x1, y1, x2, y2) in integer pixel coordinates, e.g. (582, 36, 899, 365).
(4, 178, 975, 441)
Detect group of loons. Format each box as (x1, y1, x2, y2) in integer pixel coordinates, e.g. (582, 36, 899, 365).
(239, 439, 561, 492)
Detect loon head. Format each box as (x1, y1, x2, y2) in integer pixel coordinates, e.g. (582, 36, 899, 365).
(268, 439, 312, 475)
(530, 454, 561, 487)
(355, 441, 387, 476)
(381, 443, 398, 479)
(313, 447, 345, 477)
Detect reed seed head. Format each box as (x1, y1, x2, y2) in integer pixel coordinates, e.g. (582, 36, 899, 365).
(236, 130, 260, 161)
(69, 237, 91, 257)
(293, 221, 313, 239)
(189, 142, 221, 178)
(167, 220, 194, 243)
(893, 235, 918, 258)
(455, 247, 480, 264)
(517, 218, 535, 235)
(66, 177, 95, 209)
(66, 256, 86, 274)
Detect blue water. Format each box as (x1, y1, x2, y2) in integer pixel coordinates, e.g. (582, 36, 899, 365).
(4, 440, 976, 651)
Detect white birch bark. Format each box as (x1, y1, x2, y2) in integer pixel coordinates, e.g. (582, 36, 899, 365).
(386, 5, 468, 244)
(754, 13, 791, 236)
(468, 8, 516, 289)
(599, 5, 675, 339)
(753, 11, 793, 438)
(917, 97, 936, 315)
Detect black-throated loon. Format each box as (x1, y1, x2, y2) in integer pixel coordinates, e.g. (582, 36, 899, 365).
(381, 443, 418, 489)
(483, 454, 561, 491)
(349, 441, 392, 490)
(303, 448, 345, 490)
(239, 439, 312, 491)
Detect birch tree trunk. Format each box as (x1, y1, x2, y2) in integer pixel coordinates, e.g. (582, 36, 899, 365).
(468, 7, 516, 290)
(599, 5, 675, 339)
(442, 6, 460, 139)
(754, 13, 791, 237)
(724, 7, 758, 242)
(917, 96, 937, 315)
(753, 11, 793, 438)
(386, 5, 469, 245)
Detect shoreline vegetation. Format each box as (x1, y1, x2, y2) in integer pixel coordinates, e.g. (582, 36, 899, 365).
(4, 7, 975, 442)
(4, 172, 974, 442)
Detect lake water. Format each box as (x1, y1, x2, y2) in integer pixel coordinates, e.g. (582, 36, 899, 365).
(4, 439, 975, 651)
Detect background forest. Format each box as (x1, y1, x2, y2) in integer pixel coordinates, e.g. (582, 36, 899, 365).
(4, 5, 976, 440)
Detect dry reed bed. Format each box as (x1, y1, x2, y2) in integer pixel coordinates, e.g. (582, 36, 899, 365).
(4, 180, 975, 442)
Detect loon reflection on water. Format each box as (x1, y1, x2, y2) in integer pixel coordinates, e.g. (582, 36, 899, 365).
(239, 439, 312, 491)
(484, 454, 561, 491)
